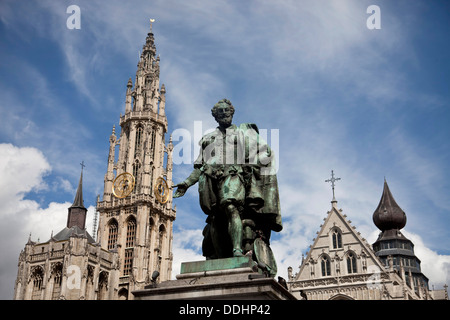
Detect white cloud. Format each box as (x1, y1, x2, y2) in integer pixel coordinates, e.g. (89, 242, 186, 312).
(53, 177, 75, 194)
(0, 144, 51, 201)
(171, 228, 204, 278)
(403, 230, 450, 288)
(0, 144, 50, 299)
(0, 143, 97, 299)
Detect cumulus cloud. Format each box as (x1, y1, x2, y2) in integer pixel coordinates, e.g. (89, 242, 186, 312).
(0, 143, 96, 299)
(171, 228, 204, 278)
(403, 231, 450, 288)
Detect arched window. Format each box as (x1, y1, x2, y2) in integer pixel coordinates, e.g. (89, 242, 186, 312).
(123, 249, 133, 276)
(132, 162, 140, 179)
(126, 217, 136, 248)
(97, 271, 108, 300)
(134, 126, 143, 157)
(31, 266, 44, 300)
(107, 219, 118, 250)
(321, 255, 331, 277)
(85, 265, 95, 300)
(123, 217, 136, 276)
(148, 217, 155, 244)
(332, 228, 342, 249)
(132, 161, 140, 194)
(158, 224, 166, 251)
(51, 263, 63, 300)
(118, 288, 129, 300)
(347, 252, 357, 274)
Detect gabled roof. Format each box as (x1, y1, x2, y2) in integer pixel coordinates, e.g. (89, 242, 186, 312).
(294, 200, 385, 281)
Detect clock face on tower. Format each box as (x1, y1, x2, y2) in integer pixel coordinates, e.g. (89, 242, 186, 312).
(112, 172, 135, 198)
(154, 177, 169, 204)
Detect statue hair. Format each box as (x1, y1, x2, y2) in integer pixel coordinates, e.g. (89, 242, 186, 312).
(211, 99, 235, 118)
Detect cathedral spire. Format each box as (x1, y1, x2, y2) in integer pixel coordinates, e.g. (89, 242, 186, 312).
(97, 22, 175, 291)
(67, 163, 87, 229)
(71, 162, 85, 209)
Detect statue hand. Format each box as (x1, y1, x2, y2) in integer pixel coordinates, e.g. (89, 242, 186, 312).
(173, 183, 188, 198)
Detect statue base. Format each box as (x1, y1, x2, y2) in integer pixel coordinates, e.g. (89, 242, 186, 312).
(132, 256, 296, 300)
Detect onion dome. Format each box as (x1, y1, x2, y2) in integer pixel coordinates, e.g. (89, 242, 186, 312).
(373, 179, 406, 231)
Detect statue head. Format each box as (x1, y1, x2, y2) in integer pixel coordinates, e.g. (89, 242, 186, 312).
(211, 99, 235, 128)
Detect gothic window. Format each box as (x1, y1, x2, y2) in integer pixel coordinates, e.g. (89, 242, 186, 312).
(118, 288, 129, 300)
(332, 228, 342, 249)
(87, 265, 94, 282)
(123, 217, 136, 276)
(151, 127, 156, 156)
(132, 162, 140, 179)
(347, 252, 357, 274)
(126, 217, 137, 248)
(84, 265, 95, 300)
(321, 255, 331, 277)
(149, 217, 155, 245)
(123, 248, 133, 276)
(97, 271, 108, 300)
(31, 266, 44, 300)
(132, 161, 140, 194)
(51, 263, 63, 300)
(134, 126, 143, 158)
(158, 224, 166, 251)
(107, 219, 118, 250)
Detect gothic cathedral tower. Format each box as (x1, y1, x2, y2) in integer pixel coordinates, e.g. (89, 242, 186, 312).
(96, 26, 175, 299)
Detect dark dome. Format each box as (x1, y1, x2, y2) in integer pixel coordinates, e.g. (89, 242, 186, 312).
(373, 180, 406, 231)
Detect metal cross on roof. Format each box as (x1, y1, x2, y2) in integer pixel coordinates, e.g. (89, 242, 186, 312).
(325, 170, 341, 201)
(80, 161, 86, 172)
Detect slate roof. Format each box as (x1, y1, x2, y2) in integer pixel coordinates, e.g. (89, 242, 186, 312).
(52, 225, 95, 243)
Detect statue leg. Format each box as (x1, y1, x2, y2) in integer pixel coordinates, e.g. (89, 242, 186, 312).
(210, 214, 232, 258)
(225, 203, 243, 257)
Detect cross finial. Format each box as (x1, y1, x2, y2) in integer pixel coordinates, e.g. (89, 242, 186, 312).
(325, 170, 341, 202)
(80, 161, 86, 172)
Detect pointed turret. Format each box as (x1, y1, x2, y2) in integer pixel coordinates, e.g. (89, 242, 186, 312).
(71, 169, 85, 209)
(125, 78, 133, 113)
(67, 166, 87, 229)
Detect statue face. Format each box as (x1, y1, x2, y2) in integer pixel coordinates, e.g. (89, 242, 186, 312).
(214, 105, 234, 127)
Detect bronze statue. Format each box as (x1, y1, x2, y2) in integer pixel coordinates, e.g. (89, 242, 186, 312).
(174, 99, 282, 275)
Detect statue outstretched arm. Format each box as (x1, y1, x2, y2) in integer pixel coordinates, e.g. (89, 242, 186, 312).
(173, 168, 201, 198)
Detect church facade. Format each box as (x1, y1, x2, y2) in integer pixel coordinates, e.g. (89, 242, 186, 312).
(14, 24, 175, 300)
(287, 178, 446, 300)
(13, 171, 120, 300)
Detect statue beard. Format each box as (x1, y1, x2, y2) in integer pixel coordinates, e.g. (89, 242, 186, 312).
(215, 115, 233, 128)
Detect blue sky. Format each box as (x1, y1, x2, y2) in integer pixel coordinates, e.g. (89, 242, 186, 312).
(0, 0, 449, 299)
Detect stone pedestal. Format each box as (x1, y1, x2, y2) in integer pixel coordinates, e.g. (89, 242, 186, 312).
(132, 256, 296, 300)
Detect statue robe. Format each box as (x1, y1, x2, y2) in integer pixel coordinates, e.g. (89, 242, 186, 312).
(191, 123, 282, 233)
